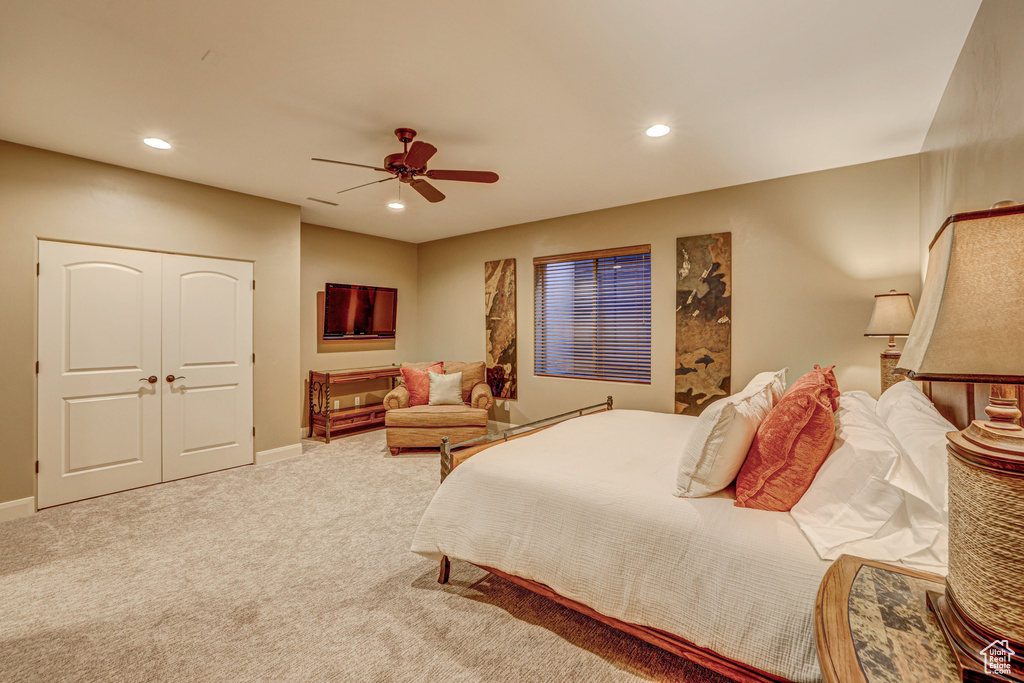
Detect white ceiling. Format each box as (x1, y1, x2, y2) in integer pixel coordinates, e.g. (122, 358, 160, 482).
(0, 0, 981, 243)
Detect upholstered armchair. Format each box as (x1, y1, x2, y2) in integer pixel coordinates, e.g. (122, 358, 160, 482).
(384, 361, 494, 455)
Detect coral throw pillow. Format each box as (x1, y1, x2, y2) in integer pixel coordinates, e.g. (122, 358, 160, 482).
(796, 364, 840, 410)
(734, 367, 840, 511)
(401, 362, 443, 406)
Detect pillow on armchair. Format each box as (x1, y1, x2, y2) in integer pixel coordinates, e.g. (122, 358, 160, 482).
(428, 371, 464, 406)
(400, 362, 443, 406)
(443, 361, 486, 403)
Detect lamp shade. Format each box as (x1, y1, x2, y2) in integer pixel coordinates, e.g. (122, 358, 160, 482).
(896, 203, 1024, 382)
(864, 290, 915, 337)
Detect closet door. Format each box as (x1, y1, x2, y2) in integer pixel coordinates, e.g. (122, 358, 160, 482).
(37, 241, 163, 508)
(161, 255, 254, 481)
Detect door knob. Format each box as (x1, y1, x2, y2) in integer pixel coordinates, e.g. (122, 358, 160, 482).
(166, 375, 185, 383)
(139, 376, 158, 384)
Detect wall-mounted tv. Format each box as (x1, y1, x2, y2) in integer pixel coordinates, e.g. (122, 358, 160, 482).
(323, 283, 398, 339)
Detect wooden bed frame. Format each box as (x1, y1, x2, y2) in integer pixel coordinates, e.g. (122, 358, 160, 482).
(433, 381, 993, 683)
(435, 394, 790, 683)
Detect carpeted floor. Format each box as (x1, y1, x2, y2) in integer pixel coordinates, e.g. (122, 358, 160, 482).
(0, 430, 732, 682)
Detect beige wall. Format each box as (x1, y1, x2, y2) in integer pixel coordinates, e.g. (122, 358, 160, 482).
(0, 141, 301, 506)
(920, 0, 1024, 262)
(418, 156, 922, 425)
(299, 223, 418, 424)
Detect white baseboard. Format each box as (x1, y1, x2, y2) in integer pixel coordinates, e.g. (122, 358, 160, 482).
(0, 497, 36, 524)
(255, 442, 303, 465)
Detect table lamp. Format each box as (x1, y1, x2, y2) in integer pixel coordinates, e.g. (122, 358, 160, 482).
(895, 201, 1024, 682)
(864, 290, 916, 393)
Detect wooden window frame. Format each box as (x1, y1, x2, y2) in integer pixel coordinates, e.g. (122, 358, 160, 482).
(533, 245, 652, 385)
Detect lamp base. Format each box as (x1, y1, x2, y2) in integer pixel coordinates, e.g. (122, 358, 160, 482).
(880, 348, 906, 393)
(928, 589, 1023, 682)
(940, 410, 1024, 682)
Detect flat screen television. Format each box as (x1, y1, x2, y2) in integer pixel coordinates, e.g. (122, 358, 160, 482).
(323, 283, 398, 339)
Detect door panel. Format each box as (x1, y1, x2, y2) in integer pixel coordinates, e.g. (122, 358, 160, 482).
(66, 264, 145, 372)
(162, 255, 253, 481)
(180, 384, 240, 453)
(65, 393, 144, 471)
(38, 241, 163, 508)
(179, 272, 239, 366)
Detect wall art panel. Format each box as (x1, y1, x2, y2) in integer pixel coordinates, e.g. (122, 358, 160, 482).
(485, 258, 517, 400)
(675, 233, 731, 415)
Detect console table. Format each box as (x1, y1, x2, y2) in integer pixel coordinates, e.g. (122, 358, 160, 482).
(308, 365, 401, 442)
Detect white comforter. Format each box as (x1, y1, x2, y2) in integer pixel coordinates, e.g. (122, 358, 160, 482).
(411, 409, 832, 683)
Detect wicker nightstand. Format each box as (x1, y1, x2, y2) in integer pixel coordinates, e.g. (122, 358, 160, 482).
(815, 554, 959, 683)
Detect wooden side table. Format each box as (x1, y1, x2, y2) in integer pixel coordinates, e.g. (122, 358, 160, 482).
(815, 554, 958, 682)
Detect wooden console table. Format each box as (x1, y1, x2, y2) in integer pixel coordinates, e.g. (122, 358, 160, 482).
(308, 365, 401, 442)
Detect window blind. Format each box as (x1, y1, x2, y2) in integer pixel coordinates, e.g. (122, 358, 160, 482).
(534, 245, 651, 384)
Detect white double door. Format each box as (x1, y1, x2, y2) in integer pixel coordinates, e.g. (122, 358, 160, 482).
(37, 241, 254, 508)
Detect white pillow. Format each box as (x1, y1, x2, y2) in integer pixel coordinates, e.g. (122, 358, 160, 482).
(428, 371, 464, 406)
(838, 390, 878, 414)
(882, 381, 955, 515)
(674, 371, 784, 498)
(744, 368, 787, 403)
(882, 382, 955, 570)
(875, 379, 933, 422)
(791, 391, 906, 557)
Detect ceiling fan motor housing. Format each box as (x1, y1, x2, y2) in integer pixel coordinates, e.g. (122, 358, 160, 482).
(385, 152, 426, 177)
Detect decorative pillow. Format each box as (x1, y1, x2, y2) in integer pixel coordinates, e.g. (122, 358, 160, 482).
(400, 362, 443, 406)
(676, 380, 778, 498)
(790, 391, 906, 557)
(428, 371, 464, 406)
(734, 367, 840, 511)
(443, 361, 486, 403)
(790, 364, 839, 411)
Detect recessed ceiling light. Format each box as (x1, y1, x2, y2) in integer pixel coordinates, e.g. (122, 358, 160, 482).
(645, 124, 670, 138)
(388, 201, 405, 210)
(143, 137, 172, 150)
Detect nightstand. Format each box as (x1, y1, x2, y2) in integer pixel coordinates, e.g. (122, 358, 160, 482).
(815, 554, 959, 683)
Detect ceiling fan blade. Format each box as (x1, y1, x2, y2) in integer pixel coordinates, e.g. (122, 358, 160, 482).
(402, 141, 437, 170)
(425, 169, 499, 183)
(409, 178, 446, 203)
(312, 157, 389, 172)
(306, 197, 339, 206)
(336, 176, 397, 195)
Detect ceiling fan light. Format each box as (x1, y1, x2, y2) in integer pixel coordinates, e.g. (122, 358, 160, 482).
(645, 124, 670, 138)
(388, 201, 405, 210)
(143, 137, 172, 149)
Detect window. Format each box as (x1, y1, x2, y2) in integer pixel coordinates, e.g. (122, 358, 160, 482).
(534, 245, 651, 383)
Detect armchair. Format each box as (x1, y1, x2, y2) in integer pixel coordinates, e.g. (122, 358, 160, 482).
(384, 361, 494, 455)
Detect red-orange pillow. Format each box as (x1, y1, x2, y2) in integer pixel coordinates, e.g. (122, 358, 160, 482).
(734, 369, 840, 511)
(792, 364, 840, 410)
(401, 362, 443, 406)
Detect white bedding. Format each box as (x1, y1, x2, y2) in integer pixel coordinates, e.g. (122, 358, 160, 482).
(411, 410, 832, 683)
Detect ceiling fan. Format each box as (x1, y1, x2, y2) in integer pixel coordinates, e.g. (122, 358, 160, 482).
(308, 128, 498, 206)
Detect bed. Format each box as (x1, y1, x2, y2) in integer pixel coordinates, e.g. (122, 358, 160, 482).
(411, 379, 959, 683)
